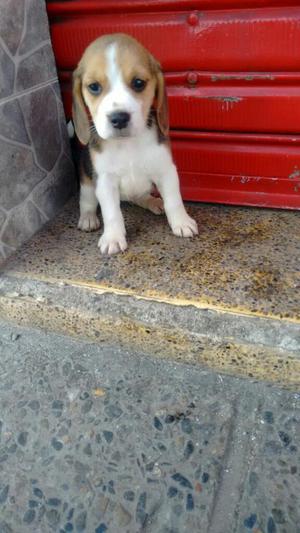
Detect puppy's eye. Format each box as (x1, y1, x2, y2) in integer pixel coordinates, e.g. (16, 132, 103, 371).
(88, 82, 102, 95)
(131, 78, 147, 92)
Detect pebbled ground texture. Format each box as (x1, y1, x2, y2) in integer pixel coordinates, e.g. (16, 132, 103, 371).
(0, 321, 299, 533)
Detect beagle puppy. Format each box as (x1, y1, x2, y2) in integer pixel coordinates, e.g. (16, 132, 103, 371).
(73, 33, 198, 254)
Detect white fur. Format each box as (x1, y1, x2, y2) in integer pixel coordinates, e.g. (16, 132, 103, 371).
(78, 183, 100, 231)
(78, 39, 198, 254)
(94, 44, 144, 140)
(93, 127, 198, 254)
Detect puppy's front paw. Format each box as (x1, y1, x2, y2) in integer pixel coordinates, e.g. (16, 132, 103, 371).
(171, 213, 198, 237)
(78, 212, 100, 232)
(98, 232, 127, 255)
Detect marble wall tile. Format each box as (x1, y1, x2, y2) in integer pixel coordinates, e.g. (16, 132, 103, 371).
(0, 99, 30, 144)
(0, 138, 46, 210)
(19, 0, 50, 55)
(31, 153, 75, 220)
(1, 200, 47, 249)
(0, 0, 75, 262)
(20, 85, 61, 171)
(0, 0, 25, 56)
(16, 43, 57, 91)
(0, 44, 15, 99)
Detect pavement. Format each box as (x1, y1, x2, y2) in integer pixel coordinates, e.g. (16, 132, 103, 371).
(0, 198, 299, 532)
(0, 198, 299, 387)
(0, 320, 299, 533)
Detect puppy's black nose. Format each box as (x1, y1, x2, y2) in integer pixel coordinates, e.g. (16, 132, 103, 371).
(109, 111, 130, 130)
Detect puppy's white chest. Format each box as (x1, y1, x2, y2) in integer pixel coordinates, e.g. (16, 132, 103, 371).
(94, 131, 157, 200)
(119, 160, 150, 200)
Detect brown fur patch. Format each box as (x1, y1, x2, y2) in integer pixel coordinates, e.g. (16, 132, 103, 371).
(80, 146, 94, 183)
(113, 36, 157, 123)
(73, 33, 169, 146)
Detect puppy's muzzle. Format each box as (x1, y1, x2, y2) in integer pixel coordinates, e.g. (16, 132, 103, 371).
(109, 111, 131, 130)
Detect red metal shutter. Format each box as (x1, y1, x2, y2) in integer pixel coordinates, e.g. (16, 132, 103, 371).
(47, 0, 300, 209)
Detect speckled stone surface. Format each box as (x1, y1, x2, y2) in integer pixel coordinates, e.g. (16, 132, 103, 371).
(1, 197, 300, 386)
(237, 397, 300, 533)
(3, 197, 299, 320)
(0, 321, 299, 533)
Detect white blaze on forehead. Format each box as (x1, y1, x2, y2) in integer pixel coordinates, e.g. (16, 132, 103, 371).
(106, 44, 121, 91)
(104, 42, 133, 108)
(94, 41, 145, 139)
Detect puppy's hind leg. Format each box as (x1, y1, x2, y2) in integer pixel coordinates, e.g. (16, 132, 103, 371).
(78, 177, 101, 232)
(133, 195, 164, 215)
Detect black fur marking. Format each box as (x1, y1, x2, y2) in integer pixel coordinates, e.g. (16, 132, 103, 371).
(147, 108, 168, 143)
(157, 126, 168, 144)
(81, 146, 94, 180)
(147, 109, 154, 129)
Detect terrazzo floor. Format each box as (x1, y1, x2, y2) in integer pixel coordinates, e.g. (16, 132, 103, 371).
(3, 197, 300, 321)
(0, 321, 300, 533)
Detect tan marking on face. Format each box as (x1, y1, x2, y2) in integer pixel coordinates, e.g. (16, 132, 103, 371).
(114, 38, 157, 121)
(80, 48, 108, 121)
(80, 35, 157, 122)
(73, 34, 167, 141)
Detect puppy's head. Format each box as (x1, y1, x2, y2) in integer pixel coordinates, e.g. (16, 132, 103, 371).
(72, 33, 168, 144)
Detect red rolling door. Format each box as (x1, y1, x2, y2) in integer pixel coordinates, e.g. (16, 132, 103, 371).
(46, 1, 300, 209)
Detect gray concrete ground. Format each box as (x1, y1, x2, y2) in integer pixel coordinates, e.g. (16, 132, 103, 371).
(2, 197, 299, 389)
(0, 321, 299, 533)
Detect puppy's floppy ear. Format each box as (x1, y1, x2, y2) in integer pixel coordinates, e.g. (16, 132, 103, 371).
(72, 68, 90, 145)
(151, 58, 169, 138)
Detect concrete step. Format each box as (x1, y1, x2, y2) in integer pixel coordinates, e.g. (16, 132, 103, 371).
(1, 198, 299, 387)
